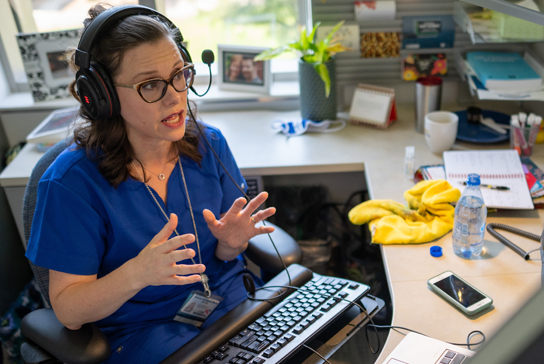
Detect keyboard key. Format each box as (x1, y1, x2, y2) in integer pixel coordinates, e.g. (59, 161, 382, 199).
(218, 345, 230, 353)
(270, 343, 281, 352)
(440, 358, 451, 364)
(293, 325, 305, 334)
(348, 283, 359, 290)
(249, 358, 265, 364)
(277, 338, 288, 347)
(338, 291, 348, 298)
(320, 304, 332, 312)
(202, 356, 214, 363)
(247, 341, 261, 352)
(215, 353, 228, 360)
(263, 348, 275, 358)
(451, 355, 466, 364)
(253, 340, 271, 353)
(240, 335, 258, 349)
(444, 351, 456, 359)
(284, 333, 295, 342)
(242, 353, 254, 361)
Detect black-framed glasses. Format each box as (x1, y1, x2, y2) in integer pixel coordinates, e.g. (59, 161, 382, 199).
(114, 62, 195, 103)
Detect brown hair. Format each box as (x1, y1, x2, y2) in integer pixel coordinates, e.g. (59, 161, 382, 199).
(67, 3, 202, 187)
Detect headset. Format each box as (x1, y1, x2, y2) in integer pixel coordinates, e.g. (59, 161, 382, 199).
(74, 4, 292, 300)
(74, 4, 214, 120)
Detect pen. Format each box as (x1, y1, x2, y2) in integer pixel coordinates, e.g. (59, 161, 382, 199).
(461, 181, 510, 190)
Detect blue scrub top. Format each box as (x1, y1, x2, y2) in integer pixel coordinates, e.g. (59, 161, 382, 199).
(26, 123, 248, 338)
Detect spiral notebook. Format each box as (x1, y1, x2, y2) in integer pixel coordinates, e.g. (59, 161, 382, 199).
(349, 83, 397, 129)
(443, 150, 534, 209)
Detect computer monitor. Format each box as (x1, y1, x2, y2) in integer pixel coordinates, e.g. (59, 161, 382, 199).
(468, 285, 544, 364)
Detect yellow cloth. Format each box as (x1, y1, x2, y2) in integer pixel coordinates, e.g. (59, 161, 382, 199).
(348, 180, 461, 244)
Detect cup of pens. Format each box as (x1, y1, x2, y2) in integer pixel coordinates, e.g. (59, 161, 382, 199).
(510, 112, 541, 156)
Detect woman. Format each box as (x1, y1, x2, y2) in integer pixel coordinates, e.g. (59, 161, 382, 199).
(227, 54, 243, 81)
(25, 4, 275, 363)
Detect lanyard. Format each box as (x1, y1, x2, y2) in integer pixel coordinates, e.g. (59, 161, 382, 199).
(132, 158, 212, 297)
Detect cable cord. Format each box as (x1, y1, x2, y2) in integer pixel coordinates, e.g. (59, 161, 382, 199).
(302, 344, 332, 364)
(367, 324, 486, 351)
(186, 104, 292, 293)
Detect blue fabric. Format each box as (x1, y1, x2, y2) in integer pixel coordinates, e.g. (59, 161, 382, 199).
(25, 123, 258, 363)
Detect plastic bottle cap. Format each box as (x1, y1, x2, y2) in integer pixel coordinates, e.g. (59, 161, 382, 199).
(430, 246, 443, 258)
(466, 173, 481, 186)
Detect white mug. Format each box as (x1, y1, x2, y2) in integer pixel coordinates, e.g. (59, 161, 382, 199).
(424, 111, 459, 154)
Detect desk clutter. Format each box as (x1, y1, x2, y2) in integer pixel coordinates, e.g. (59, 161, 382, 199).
(416, 151, 544, 209)
(348, 180, 460, 245)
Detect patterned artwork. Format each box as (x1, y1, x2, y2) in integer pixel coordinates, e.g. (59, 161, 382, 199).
(17, 29, 82, 102)
(360, 31, 400, 58)
(402, 53, 447, 81)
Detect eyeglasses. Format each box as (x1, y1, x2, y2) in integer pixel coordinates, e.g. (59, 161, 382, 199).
(114, 63, 195, 103)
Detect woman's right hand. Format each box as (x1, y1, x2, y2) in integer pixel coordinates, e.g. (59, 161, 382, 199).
(130, 213, 206, 289)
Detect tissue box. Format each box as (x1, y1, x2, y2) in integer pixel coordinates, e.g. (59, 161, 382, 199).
(492, 10, 544, 40)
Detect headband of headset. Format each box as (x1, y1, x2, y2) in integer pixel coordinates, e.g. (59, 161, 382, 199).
(75, 5, 186, 69)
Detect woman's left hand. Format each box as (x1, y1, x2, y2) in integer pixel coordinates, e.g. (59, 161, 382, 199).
(203, 192, 276, 260)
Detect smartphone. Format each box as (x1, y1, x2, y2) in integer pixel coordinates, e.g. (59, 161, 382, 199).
(428, 271, 493, 315)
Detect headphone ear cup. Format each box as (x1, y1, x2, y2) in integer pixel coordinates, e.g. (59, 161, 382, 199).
(90, 62, 121, 118)
(75, 63, 120, 120)
(76, 68, 102, 120)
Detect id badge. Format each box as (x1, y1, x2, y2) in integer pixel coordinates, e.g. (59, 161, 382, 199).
(174, 290, 222, 327)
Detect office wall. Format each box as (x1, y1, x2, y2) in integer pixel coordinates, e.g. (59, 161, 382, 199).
(312, 0, 541, 110)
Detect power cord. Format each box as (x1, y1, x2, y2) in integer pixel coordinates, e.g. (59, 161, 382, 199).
(366, 324, 486, 351)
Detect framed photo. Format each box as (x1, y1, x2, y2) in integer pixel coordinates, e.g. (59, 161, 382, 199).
(17, 29, 82, 103)
(217, 45, 271, 93)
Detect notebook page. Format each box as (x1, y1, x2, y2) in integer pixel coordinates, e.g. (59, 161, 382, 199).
(443, 150, 533, 209)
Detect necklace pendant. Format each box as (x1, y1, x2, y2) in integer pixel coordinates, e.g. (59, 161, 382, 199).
(200, 273, 211, 297)
(158, 173, 165, 181)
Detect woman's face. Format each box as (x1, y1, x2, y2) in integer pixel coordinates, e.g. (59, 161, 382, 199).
(115, 36, 187, 151)
(229, 61, 241, 79)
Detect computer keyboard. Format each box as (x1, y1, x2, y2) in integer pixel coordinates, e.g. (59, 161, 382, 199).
(197, 274, 370, 364)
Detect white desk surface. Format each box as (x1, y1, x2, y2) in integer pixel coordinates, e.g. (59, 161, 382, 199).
(1, 104, 543, 363)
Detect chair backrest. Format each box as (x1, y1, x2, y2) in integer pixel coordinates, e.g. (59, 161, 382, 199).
(23, 140, 70, 306)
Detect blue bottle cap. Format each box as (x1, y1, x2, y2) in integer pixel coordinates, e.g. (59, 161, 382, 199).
(430, 246, 443, 258)
(466, 173, 481, 186)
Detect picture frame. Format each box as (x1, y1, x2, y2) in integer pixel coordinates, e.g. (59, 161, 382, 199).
(16, 29, 82, 103)
(26, 106, 81, 145)
(217, 45, 271, 94)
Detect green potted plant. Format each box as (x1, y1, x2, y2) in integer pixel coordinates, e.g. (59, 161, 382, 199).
(255, 21, 350, 121)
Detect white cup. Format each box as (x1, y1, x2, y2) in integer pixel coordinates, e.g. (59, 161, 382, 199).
(424, 111, 459, 154)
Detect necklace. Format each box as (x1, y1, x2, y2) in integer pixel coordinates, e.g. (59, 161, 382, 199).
(131, 158, 212, 297)
(139, 155, 178, 181)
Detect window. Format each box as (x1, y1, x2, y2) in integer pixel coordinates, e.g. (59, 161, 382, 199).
(1, 0, 309, 93)
(27, 0, 139, 33)
(162, 0, 299, 65)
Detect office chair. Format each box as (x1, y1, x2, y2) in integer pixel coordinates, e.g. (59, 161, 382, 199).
(19, 139, 304, 364)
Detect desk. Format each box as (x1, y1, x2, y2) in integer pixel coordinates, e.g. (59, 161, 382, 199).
(1, 104, 542, 363)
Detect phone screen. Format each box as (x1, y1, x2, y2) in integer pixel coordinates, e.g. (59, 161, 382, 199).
(433, 274, 486, 308)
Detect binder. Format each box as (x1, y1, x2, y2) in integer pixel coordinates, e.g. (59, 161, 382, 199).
(349, 83, 397, 129)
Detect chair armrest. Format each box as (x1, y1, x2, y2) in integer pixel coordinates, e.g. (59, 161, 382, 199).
(20, 308, 110, 364)
(246, 222, 302, 276)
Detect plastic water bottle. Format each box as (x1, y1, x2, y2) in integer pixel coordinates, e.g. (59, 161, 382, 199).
(452, 173, 487, 258)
